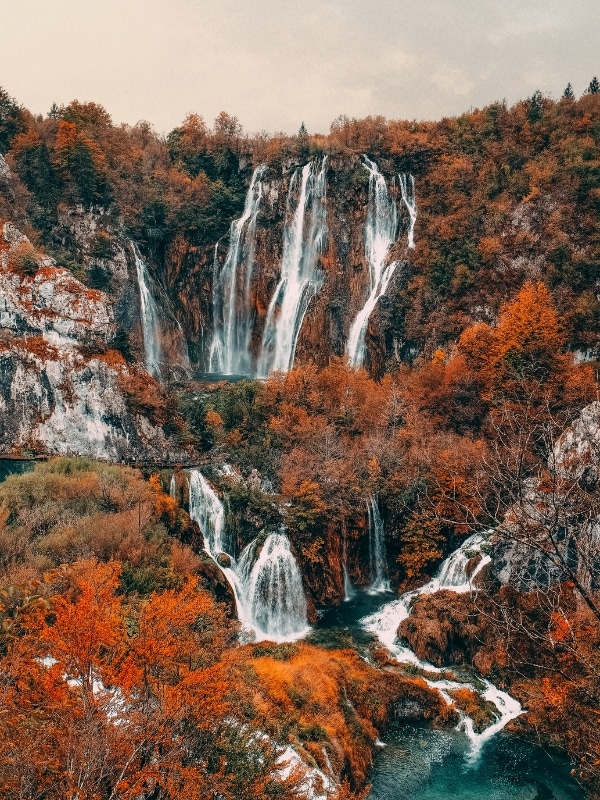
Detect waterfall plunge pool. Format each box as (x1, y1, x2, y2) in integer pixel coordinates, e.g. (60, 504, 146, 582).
(307, 588, 584, 800)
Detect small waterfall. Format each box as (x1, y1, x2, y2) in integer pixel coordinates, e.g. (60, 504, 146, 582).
(368, 496, 390, 593)
(399, 173, 417, 249)
(361, 533, 519, 760)
(169, 474, 176, 499)
(258, 158, 327, 376)
(346, 159, 417, 368)
(343, 565, 356, 601)
(132, 242, 162, 378)
(188, 469, 226, 555)
(209, 165, 266, 375)
(244, 530, 310, 642)
(187, 470, 309, 643)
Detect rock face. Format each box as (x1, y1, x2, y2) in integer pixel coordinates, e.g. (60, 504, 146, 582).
(0, 223, 185, 460)
(490, 402, 600, 593)
(167, 155, 415, 375)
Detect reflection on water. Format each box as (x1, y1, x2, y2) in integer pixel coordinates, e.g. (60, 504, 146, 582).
(367, 724, 584, 800)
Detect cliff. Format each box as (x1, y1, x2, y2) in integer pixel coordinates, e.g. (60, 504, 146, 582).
(0, 222, 187, 460)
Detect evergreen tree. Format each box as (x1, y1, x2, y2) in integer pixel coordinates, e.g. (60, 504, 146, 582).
(526, 90, 544, 123)
(0, 86, 24, 153)
(297, 122, 309, 160)
(586, 76, 599, 94)
(562, 82, 575, 100)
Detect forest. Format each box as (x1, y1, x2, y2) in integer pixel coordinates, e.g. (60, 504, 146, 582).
(0, 81, 599, 798)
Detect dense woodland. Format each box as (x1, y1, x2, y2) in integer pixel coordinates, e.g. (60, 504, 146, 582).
(0, 82, 599, 798)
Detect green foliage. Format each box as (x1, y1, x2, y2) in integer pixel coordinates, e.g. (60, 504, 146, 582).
(87, 262, 112, 291)
(0, 86, 24, 153)
(586, 76, 600, 95)
(89, 231, 115, 259)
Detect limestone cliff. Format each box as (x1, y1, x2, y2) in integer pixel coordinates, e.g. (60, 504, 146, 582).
(0, 223, 186, 460)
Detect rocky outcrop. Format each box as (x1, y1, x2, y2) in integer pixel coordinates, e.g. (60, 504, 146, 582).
(0, 224, 187, 460)
(490, 402, 600, 593)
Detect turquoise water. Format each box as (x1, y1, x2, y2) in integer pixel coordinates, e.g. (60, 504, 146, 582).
(367, 723, 584, 799)
(308, 589, 584, 800)
(0, 459, 35, 483)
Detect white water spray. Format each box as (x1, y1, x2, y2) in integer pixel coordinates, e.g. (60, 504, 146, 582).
(209, 165, 266, 374)
(361, 533, 521, 759)
(368, 496, 390, 593)
(188, 470, 227, 555)
(258, 159, 327, 376)
(187, 470, 309, 642)
(132, 242, 162, 378)
(346, 158, 417, 368)
(399, 173, 417, 249)
(243, 530, 310, 642)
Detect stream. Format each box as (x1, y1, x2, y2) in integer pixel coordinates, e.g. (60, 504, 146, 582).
(309, 588, 584, 799)
(188, 469, 585, 799)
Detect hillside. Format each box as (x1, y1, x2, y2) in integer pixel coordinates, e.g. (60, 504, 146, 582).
(0, 86, 599, 799)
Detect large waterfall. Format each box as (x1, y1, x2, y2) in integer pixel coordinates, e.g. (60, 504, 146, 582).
(187, 470, 309, 642)
(258, 159, 327, 376)
(208, 165, 266, 375)
(132, 242, 162, 378)
(346, 158, 417, 368)
(368, 496, 390, 593)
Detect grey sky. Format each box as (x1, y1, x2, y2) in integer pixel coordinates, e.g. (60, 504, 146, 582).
(1, 0, 598, 135)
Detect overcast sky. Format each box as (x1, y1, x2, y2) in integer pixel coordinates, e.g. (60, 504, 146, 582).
(1, 0, 598, 135)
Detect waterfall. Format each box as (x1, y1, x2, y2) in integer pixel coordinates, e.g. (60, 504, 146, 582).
(169, 474, 176, 499)
(258, 158, 327, 376)
(361, 533, 520, 760)
(187, 470, 309, 643)
(399, 173, 417, 249)
(188, 470, 227, 555)
(346, 158, 417, 368)
(343, 565, 356, 601)
(132, 242, 162, 378)
(244, 530, 310, 642)
(368, 496, 390, 593)
(208, 165, 266, 375)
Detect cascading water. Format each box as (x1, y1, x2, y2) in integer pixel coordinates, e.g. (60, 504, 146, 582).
(399, 173, 417, 249)
(169, 474, 176, 499)
(208, 165, 266, 375)
(188, 469, 226, 555)
(361, 533, 521, 760)
(346, 158, 417, 368)
(343, 565, 356, 601)
(132, 242, 162, 378)
(258, 159, 327, 376)
(243, 530, 310, 642)
(187, 470, 309, 642)
(368, 496, 390, 593)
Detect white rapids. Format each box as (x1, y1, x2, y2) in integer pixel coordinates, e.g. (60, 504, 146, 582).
(361, 533, 522, 760)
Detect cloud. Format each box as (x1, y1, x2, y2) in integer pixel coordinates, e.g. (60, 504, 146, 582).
(430, 68, 476, 97)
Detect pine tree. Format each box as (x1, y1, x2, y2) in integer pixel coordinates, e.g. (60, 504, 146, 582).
(562, 82, 575, 100)
(585, 76, 599, 94)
